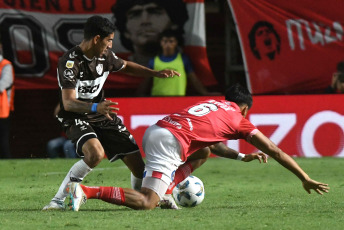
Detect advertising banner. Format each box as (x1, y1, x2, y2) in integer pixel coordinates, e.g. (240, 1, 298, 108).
(0, 0, 217, 89)
(111, 95, 344, 157)
(228, 0, 344, 94)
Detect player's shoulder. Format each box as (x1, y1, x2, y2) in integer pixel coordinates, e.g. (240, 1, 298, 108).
(59, 46, 84, 68)
(104, 49, 121, 61)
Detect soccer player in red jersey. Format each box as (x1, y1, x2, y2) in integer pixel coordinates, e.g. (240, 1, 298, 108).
(68, 84, 329, 211)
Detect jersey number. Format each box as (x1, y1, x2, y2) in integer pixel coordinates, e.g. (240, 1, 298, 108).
(188, 103, 218, 117)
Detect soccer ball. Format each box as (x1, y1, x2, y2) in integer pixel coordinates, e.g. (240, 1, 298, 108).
(172, 175, 205, 207)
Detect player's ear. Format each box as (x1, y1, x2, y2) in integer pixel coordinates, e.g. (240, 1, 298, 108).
(93, 35, 101, 45)
(241, 105, 249, 118)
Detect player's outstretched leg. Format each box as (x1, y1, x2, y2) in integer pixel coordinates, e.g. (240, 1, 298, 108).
(67, 180, 164, 211)
(42, 160, 92, 211)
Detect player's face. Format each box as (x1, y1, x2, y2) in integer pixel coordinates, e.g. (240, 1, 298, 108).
(124, 3, 174, 48)
(160, 37, 178, 55)
(95, 33, 114, 57)
(254, 26, 278, 56)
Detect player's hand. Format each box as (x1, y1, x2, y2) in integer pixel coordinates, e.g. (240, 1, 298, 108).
(156, 69, 181, 78)
(302, 179, 329, 195)
(242, 152, 268, 163)
(97, 100, 119, 120)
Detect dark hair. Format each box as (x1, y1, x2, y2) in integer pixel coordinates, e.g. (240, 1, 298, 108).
(225, 84, 253, 109)
(248, 21, 280, 60)
(159, 29, 184, 47)
(84, 16, 116, 41)
(336, 61, 344, 72)
(111, 0, 188, 51)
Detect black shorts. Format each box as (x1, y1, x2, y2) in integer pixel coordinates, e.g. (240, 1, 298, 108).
(62, 116, 139, 162)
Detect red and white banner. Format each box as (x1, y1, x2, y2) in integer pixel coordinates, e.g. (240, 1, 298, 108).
(228, 0, 344, 94)
(0, 0, 217, 89)
(111, 94, 344, 157)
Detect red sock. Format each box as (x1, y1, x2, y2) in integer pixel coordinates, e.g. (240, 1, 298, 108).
(99, 186, 125, 205)
(165, 162, 194, 194)
(80, 184, 101, 199)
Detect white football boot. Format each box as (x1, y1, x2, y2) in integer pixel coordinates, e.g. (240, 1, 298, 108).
(159, 194, 180, 210)
(67, 182, 87, 211)
(42, 200, 66, 211)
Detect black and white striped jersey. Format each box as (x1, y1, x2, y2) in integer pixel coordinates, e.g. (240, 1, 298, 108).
(57, 46, 124, 121)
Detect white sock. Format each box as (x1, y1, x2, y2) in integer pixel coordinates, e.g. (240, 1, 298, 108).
(52, 160, 92, 202)
(131, 172, 143, 192)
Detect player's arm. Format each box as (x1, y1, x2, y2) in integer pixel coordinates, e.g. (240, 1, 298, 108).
(249, 131, 329, 194)
(208, 142, 267, 163)
(61, 89, 119, 120)
(120, 60, 180, 78)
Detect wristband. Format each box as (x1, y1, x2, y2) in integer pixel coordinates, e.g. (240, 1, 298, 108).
(236, 153, 245, 161)
(91, 103, 98, 113)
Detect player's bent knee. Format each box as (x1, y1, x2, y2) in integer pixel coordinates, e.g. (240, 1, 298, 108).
(143, 201, 158, 210)
(137, 197, 157, 210)
(82, 141, 105, 166)
(128, 192, 157, 210)
(141, 177, 169, 209)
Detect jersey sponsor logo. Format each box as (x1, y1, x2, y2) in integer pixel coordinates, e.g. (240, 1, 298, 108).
(162, 116, 182, 129)
(78, 84, 100, 94)
(66, 60, 74, 68)
(75, 72, 109, 99)
(69, 51, 77, 59)
(63, 69, 74, 80)
(96, 64, 103, 75)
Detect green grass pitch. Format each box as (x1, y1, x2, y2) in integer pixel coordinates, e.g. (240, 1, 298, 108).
(0, 157, 343, 230)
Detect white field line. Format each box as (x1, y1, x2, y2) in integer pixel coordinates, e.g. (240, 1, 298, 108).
(43, 166, 127, 175)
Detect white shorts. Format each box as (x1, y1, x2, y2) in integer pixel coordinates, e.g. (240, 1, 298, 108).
(142, 125, 185, 198)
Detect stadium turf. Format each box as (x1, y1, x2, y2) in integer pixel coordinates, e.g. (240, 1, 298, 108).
(0, 157, 342, 230)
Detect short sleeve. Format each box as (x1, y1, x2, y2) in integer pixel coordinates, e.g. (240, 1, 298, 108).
(57, 59, 78, 89)
(237, 117, 259, 141)
(108, 51, 125, 72)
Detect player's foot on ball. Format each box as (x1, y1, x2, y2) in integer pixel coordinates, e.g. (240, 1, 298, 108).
(159, 194, 180, 210)
(67, 182, 87, 211)
(42, 200, 66, 211)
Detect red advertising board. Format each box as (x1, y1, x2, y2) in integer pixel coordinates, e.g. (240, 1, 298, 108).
(111, 94, 344, 157)
(228, 0, 344, 94)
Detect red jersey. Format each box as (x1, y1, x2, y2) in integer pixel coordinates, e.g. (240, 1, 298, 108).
(156, 99, 258, 161)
